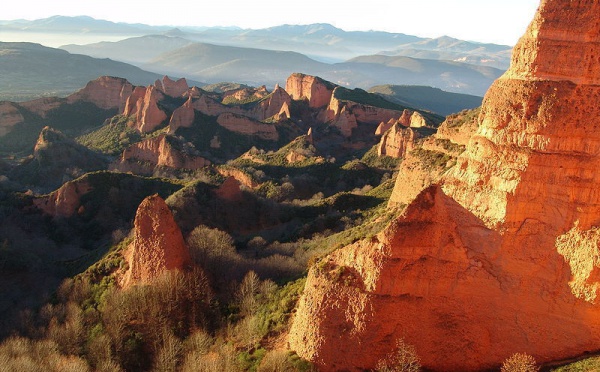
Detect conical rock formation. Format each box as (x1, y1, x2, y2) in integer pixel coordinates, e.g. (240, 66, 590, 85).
(122, 194, 191, 287)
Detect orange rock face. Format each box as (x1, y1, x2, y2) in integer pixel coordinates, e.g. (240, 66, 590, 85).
(122, 195, 191, 287)
(168, 97, 195, 133)
(155, 76, 189, 98)
(289, 1, 600, 370)
(34, 179, 92, 218)
(216, 113, 279, 141)
(67, 76, 133, 111)
(250, 85, 292, 120)
(123, 85, 168, 133)
(376, 124, 421, 158)
(0, 102, 24, 136)
(112, 134, 210, 174)
(285, 73, 335, 108)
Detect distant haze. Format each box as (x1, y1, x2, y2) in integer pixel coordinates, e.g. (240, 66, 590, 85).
(2, 0, 540, 45)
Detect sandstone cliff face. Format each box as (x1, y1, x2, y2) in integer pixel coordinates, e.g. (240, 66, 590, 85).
(122, 195, 191, 287)
(34, 179, 92, 218)
(216, 113, 279, 141)
(155, 76, 189, 98)
(0, 102, 24, 137)
(112, 134, 210, 174)
(289, 1, 600, 370)
(168, 97, 195, 133)
(123, 85, 168, 133)
(250, 85, 292, 121)
(377, 124, 421, 158)
(286, 73, 335, 108)
(67, 76, 133, 111)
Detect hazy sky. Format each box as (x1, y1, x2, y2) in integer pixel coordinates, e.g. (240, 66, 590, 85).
(2, 0, 541, 45)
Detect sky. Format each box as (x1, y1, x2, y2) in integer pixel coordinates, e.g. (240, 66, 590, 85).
(1, 0, 541, 45)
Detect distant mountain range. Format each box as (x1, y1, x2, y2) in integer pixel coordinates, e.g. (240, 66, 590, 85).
(61, 35, 504, 96)
(0, 42, 164, 101)
(1, 15, 512, 98)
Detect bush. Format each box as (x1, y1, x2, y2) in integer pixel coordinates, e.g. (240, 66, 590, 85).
(375, 339, 421, 372)
(501, 353, 539, 372)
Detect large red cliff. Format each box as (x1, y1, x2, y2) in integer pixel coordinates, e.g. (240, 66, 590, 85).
(123, 85, 168, 133)
(285, 73, 335, 108)
(289, 0, 600, 370)
(67, 76, 133, 111)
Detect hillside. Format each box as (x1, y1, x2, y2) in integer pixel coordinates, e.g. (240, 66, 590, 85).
(61, 35, 195, 65)
(368, 84, 482, 116)
(380, 35, 512, 69)
(144, 42, 329, 87)
(0, 42, 163, 101)
(340, 55, 503, 96)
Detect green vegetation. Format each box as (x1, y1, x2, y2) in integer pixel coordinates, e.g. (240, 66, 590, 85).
(551, 356, 600, 371)
(410, 148, 454, 171)
(77, 115, 141, 155)
(445, 107, 481, 129)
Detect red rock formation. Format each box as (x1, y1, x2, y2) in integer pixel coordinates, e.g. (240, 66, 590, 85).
(0, 102, 24, 136)
(285, 73, 335, 108)
(375, 118, 396, 136)
(222, 85, 269, 103)
(155, 76, 189, 98)
(112, 134, 210, 174)
(289, 1, 600, 370)
(67, 76, 133, 111)
(168, 97, 195, 133)
(250, 85, 292, 120)
(122, 194, 191, 287)
(192, 94, 243, 117)
(216, 167, 259, 189)
(377, 124, 421, 158)
(123, 85, 167, 133)
(330, 106, 357, 137)
(216, 113, 278, 141)
(215, 176, 244, 202)
(34, 179, 92, 218)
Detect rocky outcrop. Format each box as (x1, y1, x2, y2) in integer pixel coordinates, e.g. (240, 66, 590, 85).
(155, 76, 189, 98)
(112, 134, 210, 174)
(0, 102, 24, 137)
(216, 167, 259, 189)
(290, 1, 600, 370)
(250, 85, 292, 120)
(12, 126, 108, 191)
(285, 73, 335, 108)
(222, 85, 268, 103)
(168, 97, 195, 133)
(216, 113, 278, 141)
(122, 194, 191, 287)
(67, 76, 133, 111)
(34, 179, 92, 218)
(123, 85, 167, 133)
(377, 124, 421, 158)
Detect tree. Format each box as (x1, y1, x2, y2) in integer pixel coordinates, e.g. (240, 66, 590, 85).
(501, 353, 539, 372)
(375, 339, 421, 372)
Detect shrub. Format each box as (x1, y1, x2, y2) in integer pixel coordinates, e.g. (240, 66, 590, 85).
(375, 339, 421, 372)
(501, 353, 539, 372)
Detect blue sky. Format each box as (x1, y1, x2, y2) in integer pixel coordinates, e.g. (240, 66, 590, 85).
(1, 0, 540, 45)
